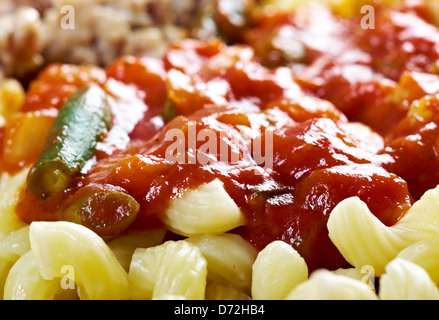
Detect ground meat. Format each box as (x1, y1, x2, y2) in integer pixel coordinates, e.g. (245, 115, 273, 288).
(0, 0, 211, 78)
(0, 6, 45, 79)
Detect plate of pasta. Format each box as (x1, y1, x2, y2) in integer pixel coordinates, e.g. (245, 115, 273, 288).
(2, 0, 439, 301)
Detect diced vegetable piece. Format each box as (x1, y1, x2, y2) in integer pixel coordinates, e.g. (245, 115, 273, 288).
(2, 110, 57, 170)
(162, 99, 178, 123)
(27, 85, 112, 199)
(61, 183, 140, 238)
(0, 79, 25, 122)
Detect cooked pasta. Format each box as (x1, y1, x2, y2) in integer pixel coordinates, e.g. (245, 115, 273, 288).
(107, 228, 167, 271)
(285, 269, 378, 300)
(0, 168, 29, 239)
(186, 233, 258, 295)
(129, 240, 207, 300)
(328, 185, 439, 275)
(378, 258, 439, 300)
(0, 225, 30, 263)
(3, 0, 439, 302)
(0, 225, 30, 297)
(161, 179, 245, 236)
(327, 197, 407, 275)
(251, 240, 308, 300)
(29, 221, 130, 300)
(205, 280, 251, 300)
(397, 238, 439, 284)
(333, 266, 376, 290)
(3, 251, 61, 300)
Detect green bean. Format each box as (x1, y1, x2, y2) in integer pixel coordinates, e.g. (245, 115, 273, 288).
(27, 85, 112, 200)
(61, 183, 140, 238)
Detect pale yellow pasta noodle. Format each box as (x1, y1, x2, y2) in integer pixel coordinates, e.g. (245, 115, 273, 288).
(161, 179, 245, 236)
(333, 267, 364, 281)
(327, 186, 439, 275)
(0, 226, 31, 295)
(379, 257, 439, 300)
(327, 197, 407, 275)
(4, 251, 61, 300)
(0, 168, 29, 239)
(129, 240, 207, 300)
(251, 240, 308, 300)
(29, 221, 130, 300)
(397, 238, 439, 284)
(0, 225, 30, 263)
(186, 233, 258, 295)
(333, 266, 376, 291)
(205, 280, 251, 300)
(0, 260, 13, 299)
(152, 294, 186, 300)
(285, 269, 378, 300)
(107, 228, 167, 271)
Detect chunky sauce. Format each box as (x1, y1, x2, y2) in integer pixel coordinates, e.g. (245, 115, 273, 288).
(10, 1, 439, 271)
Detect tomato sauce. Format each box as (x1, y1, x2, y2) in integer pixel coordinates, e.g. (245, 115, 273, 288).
(12, 1, 439, 271)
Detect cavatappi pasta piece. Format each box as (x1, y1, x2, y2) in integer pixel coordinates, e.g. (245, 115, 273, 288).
(285, 270, 378, 300)
(107, 228, 167, 271)
(161, 179, 245, 236)
(379, 258, 439, 300)
(0, 168, 29, 239)
(328, 186, 439, 275)
(205, 280, 251, 300)
(4, 251, 61, 300)
(397, 238, 439, 284)
(186, 233, 258, 295)
(129, 240, 207, 300)
(29, 221, 129, 300)
(252, 240, 308, 300)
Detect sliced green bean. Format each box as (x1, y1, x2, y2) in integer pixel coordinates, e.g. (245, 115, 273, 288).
(61, 183, 140, 238)
(27, 85, 112, 200)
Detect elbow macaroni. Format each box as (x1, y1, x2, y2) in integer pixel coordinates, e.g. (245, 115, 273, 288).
(129, 240, 207, 300)
(0, 168, 29, 239)
(161, 179, 245, 236)
(328, 185, 439, 276)
(4, 251, 61, 300)
(29, 221, 130, 300)
(397, 238, 439, 283)
(252, 240, 308, 300)
(285, 269, 378, 300)
(186, 233, 258, 295)
(2, 168, 439, 300)
(379, 258, 439, 300)
(107, 228, 167, 271)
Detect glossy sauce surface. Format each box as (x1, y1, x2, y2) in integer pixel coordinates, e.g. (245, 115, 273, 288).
(12, 1, 439, 271)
